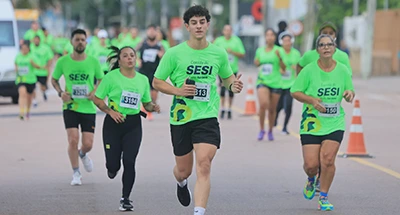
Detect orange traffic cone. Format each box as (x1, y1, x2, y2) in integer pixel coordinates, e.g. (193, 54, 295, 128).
(243, 77, 257, 115)
(340, 99, 373, 158)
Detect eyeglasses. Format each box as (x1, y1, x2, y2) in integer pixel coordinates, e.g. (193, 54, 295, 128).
(318, 43, 335, 48)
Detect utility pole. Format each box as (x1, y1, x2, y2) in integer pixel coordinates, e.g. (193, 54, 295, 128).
(120, 0, 127, 28)
(229, 0, 238, 27)
(353, 0, 359, 16)
(160, 0, 168, 29)
(301, 0, 316, 53)
(361, 0, 376, 79)
(384, 0, 389, 10)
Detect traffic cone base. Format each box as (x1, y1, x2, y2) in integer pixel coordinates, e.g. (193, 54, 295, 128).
(242, 77, 257, 116)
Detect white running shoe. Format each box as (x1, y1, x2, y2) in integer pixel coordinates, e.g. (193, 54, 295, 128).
(81, 155, 93, 172)
(71, 172, 82, 186)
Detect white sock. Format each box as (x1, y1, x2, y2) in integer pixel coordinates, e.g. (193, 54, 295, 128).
(194, 207, 205, 215)
(177, 179, 187, 187)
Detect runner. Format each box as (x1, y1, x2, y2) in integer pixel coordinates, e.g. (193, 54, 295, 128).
(137, 24, 165, 120)
(30, 35, 54, 103)
(23, 21, 45, 42)
(152, 5, 243, 215)
(156, 27, 170, 50)
(93, 46, 160, 211)
(254, 28, 286, 141)
(275, 21, 288, 46)
(274, 31, 301, 134)
(297, 22, 352, 75)
(51, 29, 104, 186)
(213, 24, 245, 119)
(14, 41, 41, 120)
(291, 34, 355, 211)
(92, 29, 112, 75)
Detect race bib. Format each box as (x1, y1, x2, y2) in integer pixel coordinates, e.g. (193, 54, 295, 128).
(261, 64, 273, 76)
(282, 69, 291, 79)
(142, 49, 158, 63)
(228, 54, 234, 63)
(72, 85, 89, 99)
(99, 56, 107, 64)
(193, 83, 211, 102)
(18, 67, 29, 76)
(120, 91, 140, 109)
(319, 103, 340, 117)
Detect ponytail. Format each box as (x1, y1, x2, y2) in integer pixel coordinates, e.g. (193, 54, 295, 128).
(107, 46, 137, 71)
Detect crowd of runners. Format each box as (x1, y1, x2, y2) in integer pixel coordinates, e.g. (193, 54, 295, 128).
(13, 4, 355, 214)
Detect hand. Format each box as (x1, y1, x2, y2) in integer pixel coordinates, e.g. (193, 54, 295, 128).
(279, 68, 285, 75)
(158, 47, 165, 58)
(87, 91, 95, 101)
(109, 110, 125, 123)
(312, 98, 326, 113)
(151, 103, 161, 113)
(254, 59, 260, 67)
(343, 90, 355, 103)
(61, 92, 72, 102)
(176, 78, 196, 97)
(226, 48, 232, 54)
(230, 74, 243, 93)
(291, 65, 296, 71)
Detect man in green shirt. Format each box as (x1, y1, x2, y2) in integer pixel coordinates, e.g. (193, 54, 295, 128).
(213, 24, 245, 119)
(23, 21, 45, 42)
(153, 5, 243, 215)
(51, 29, 104, 186)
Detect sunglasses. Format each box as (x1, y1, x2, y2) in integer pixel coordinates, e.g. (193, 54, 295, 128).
(318, 43, 335, 48)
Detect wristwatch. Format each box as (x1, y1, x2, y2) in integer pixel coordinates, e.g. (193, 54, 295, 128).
(58, 91, 63, 97)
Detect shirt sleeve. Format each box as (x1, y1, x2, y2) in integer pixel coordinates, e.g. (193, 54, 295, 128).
(290, 66, 309, 93)
(298, 50, 311, 67)
(219, 50, 234, 79)
(141, 77, 152, 103)
(154, 50, 175, 81)
(52, 58, 63, 80)
(94, 75, 110, 100)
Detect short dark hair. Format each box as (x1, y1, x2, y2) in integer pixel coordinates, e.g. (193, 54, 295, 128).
(34, 35, 40, 40)
(41, 27, 47, 32)
(147, 24, 157, 29)
(71, 29, 87, 39)
(183, 5, 211, 24)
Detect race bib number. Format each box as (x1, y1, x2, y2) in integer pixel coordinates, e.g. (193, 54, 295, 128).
(228, 54, 234, 63)
(120, 91, 140, 109)
(282, 69, 291, 79)
(193, 83, 211, 102)
(18, 67, 29, 76)
(319, 103, 340, 117)
(142, 49, 158, 63)
(261, 64, 273, 76)
(72, 85, 89, 99)
(99, 56, 107, 64)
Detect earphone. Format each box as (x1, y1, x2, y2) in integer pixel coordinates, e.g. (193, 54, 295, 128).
(278, 31, 295, 45)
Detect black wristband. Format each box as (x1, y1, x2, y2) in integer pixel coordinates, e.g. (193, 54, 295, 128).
(228, 83, 233, 92)
(58, 91, 63, 97)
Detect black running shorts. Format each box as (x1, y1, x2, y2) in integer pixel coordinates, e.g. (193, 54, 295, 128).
(63, 110, 96, 133)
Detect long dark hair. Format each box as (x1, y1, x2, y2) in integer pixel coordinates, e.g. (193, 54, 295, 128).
(107, 46, 136, 71)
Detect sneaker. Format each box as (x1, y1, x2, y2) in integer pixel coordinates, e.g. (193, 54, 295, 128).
(43, 93, 47, 101)
(81, 154, 93, 172)
(303, 177, 316, 200)
(268, 131, 274, 141)
(70, 172, 82, 186)
(227, 110, 232, 119)
(19, 115, 24, 121)
(177, 183, 191, 207)
(25, 113, 30, 120)
(315, 179, 320, 193)
(107, 170, 118, 179)
(33, 100, 38, 108)
(318, 196, 334, 211)
(257, 130, 265, 141)
(220, 110, 225, 119)
(282, 128, 289, 135)
(119, 198, 134, 211)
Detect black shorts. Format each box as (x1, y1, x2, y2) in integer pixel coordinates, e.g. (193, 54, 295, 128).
(256, 84, 282, 94)
(17, 83, 35, 94)
(219, 72, 237, 98)
(63, 110, 96, 133)
(300, 130, 344, 145)
(170, 117, 221, 156)
(36, 76, 48, 88)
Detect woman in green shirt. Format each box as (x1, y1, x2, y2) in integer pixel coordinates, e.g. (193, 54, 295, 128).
(15, 42, 42, 120)
(291, 34, 355, 211)
(254, 28, 286, 141)
(93, 46, 160, 211)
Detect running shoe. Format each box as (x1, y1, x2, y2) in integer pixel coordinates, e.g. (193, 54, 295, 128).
(257, 130, 265, 141)
(119, 198, 134, 211)
(318, 196, 334, 211)
(43, 93, 47, 101)
(70, 172, 82, 186)
(81, 154, 93, 172)
(177, 183, 191, 207)
(107, 170, 118, 179)
(227, 110, 232, 119)
(282, 128, 289, 135)
(220, 110, 225, 119)
(19, 115, 24, 121)
(303, 177, 316, 200)
(268, 131, 274, 141)
(315, 178, 320, 193)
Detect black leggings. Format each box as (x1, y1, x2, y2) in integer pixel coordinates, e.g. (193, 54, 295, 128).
(103, 114, 142, 199)
(275, 88, 293, 129)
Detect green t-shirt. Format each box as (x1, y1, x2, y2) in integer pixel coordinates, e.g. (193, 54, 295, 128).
(213, 36, 245, 73)
(30, 44, 54, 77)
(53, 37, 68, 54)
(52, 55, 104, 114)
(154, 42, 233, 125)
(23, 29, 45, 42)
(44, 34, 54, 47)
(92, 44, 112, 72)
(290, 61, 354, 136)
(14, 53, 37, 84)
(299, 48, 352, 75)
(119, 36, 142, 49)
(255, 45, 282, 89)
(279, 48, 301, 89)
(111, 38, 120, 47)
(95, 69, 151, 116)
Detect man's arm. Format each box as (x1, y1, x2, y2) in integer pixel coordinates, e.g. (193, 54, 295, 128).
(51, 77, 63, 96)
(152, 78, 195, 97)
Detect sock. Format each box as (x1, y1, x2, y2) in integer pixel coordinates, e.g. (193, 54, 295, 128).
(320, 192, 328, 198)
(308, 176, 315, 183)
(19, 107, 25, 117)
(194, 207, 205, 215)
(73, 167, 80, 174)
(177, 179, 187, 188)
(79, 150, 86, 158)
